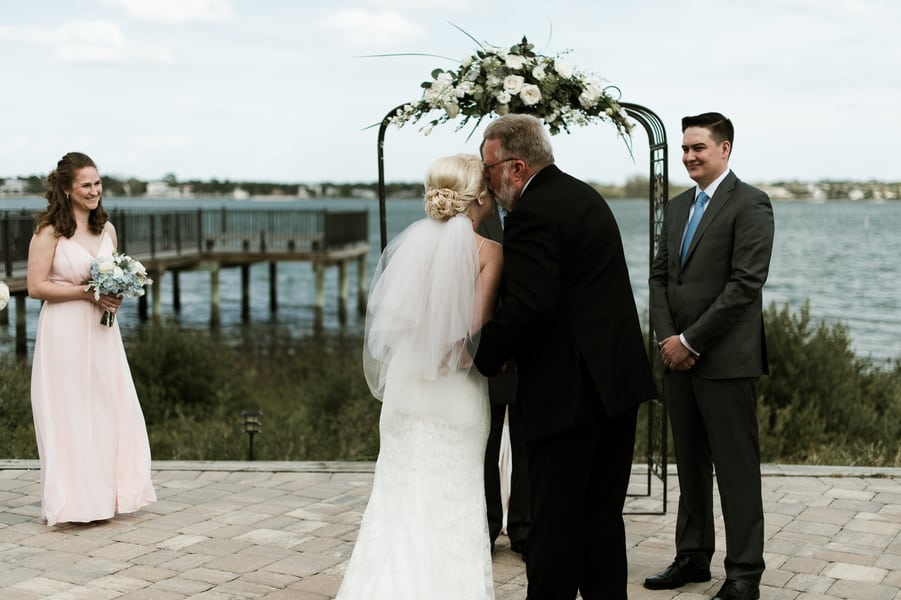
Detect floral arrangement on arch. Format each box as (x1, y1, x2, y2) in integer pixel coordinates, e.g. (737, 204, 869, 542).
(388, 35, 633, 139)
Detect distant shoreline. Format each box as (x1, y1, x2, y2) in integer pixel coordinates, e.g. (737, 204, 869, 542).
(3, 178, 899, 202)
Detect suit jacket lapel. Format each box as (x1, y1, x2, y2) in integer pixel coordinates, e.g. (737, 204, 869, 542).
(683, 170, 738, 264)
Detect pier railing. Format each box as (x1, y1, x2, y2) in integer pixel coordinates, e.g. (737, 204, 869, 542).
(1, 207, 369, 279)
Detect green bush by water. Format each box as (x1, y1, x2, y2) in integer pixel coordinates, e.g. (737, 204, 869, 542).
(1, 304, 899, 465)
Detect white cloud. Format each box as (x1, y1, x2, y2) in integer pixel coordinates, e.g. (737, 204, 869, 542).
(323, 9, 425, 48)
(134, 135, 193, 148)
(1, 20, 172, 64)
(105, 0, 234, 24)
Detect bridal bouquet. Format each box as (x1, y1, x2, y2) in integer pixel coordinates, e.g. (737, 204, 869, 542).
(84, 253, 152, 327)
(0, 281, 9, 311)
(388, 34, 633, 138)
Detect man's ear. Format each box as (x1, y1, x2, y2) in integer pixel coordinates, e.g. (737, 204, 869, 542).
(721, 140, 732, 159)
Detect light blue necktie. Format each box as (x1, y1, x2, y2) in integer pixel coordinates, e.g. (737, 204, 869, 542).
(680, 191, 709, 265)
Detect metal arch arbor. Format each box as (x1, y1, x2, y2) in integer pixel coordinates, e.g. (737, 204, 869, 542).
(375, 103, 670, 514)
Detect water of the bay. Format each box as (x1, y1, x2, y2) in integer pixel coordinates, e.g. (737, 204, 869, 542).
(2, 197, 899, 363)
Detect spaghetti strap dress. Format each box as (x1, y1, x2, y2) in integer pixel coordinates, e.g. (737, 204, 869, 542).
(30, 232, 156, 526)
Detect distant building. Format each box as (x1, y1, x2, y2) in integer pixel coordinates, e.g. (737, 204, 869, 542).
(145, 181, 182, 198)
(0, 178, 29, 195)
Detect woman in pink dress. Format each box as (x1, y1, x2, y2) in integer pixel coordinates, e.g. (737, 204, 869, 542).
(27, 152, 156, 526)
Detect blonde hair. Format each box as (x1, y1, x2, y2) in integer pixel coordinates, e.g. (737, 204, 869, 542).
(423, 154, 486, 221)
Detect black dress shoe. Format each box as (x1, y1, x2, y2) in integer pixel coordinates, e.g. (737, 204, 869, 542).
(643, 556, 711, 590)
(712, 579, 760, 600)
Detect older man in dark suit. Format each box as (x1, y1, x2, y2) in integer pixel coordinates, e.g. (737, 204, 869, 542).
(646, 112, 774, 600)
(474, 113, 656, 600)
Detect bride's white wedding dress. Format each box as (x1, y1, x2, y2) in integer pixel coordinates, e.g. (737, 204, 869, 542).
(336, 215, 494, 599)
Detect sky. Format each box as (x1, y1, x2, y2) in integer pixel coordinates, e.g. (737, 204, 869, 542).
(1, 0, 899, 186)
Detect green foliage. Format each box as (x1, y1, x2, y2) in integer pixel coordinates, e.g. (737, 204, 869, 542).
(1, 308, 899, 465)
(758, 301, 901, 466)
(127, 324, 380, 461)
(0, 358, 37, 457)
(127, 320, 251, 424)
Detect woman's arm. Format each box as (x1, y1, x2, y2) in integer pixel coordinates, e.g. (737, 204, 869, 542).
(26, 226, 90, 303)
(27, 226, 122, 313)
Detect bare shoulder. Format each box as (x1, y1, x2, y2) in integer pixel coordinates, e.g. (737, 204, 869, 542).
(34, 223, 56, 238)
(104, 220, 119, 248)
(32, 224, 58, 245)
(476, 234, 502, 256)
(475, 233, 501, 251)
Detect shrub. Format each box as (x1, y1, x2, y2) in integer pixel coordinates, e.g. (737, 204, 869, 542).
(1, 307, 898, 465)
(758, 301, 901, 466)
(0, 358, 37, 458)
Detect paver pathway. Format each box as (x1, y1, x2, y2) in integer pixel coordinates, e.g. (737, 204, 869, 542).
(0, 461, 898, 599)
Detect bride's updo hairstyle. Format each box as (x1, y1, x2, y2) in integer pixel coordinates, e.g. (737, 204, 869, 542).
(423, 154, 486, 221)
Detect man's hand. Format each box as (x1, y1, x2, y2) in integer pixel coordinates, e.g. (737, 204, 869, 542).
(658, 335, 697, 371)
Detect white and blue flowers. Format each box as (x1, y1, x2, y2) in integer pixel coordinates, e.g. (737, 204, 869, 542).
(84, 253, 152, 327)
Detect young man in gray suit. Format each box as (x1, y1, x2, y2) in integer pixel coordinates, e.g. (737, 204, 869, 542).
(646, 113, 774, 600)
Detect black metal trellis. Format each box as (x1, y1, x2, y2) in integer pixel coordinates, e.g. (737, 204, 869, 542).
(376, 103, 669, 514)
(620, 102, 669, 515)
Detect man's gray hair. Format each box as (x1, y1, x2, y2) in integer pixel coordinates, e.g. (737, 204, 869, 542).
(483, 114, 555, 168)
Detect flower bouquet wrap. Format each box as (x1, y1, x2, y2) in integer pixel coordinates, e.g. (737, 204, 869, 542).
(84, 253, 152, 327)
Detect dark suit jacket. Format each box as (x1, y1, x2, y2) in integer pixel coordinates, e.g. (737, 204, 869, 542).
(648, 170, 774, 379)
(474, 165, 656, 441)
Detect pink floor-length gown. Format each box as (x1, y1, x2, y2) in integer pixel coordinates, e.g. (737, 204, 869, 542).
(30, 232, 156, 526)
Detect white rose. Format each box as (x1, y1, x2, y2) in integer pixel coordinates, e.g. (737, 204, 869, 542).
(496, 91, 512, 104)
(520, 83, 542, 106)
(461, 55, 473, 68)
(113, 266, 124, 279)
(0, 281, 9, 311)
(503, 75, 525, 95)
(96, 256, 116, 273)
(505, 54, 526, 70)
(444, 100, 460, 118)
(579, 84, 602, 108)
(532, 64, 547, 81)
(554, 59, 573, 79)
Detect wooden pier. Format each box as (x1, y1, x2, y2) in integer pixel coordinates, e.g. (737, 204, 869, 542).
(1, 207, 370, 357)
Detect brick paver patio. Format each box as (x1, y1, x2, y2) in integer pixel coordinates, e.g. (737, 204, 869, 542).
(0, 460, 898, 599)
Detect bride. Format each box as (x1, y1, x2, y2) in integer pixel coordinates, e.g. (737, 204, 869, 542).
(336, 154, 502, 599)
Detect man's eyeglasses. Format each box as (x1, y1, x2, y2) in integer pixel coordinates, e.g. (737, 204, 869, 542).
(482, 157, 520, 175)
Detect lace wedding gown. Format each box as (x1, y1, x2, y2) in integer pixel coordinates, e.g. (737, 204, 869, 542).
(30, 232, 156, 526)
(337, 216, 495, 599)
